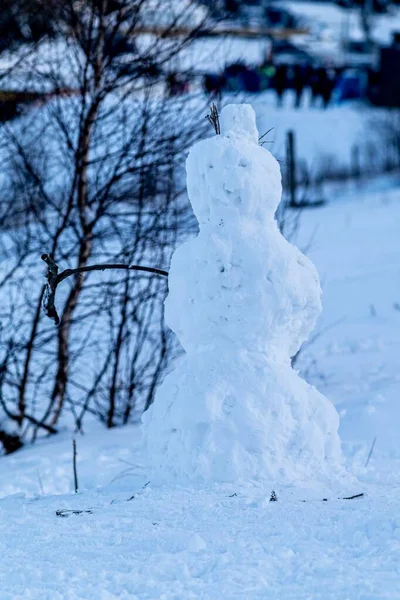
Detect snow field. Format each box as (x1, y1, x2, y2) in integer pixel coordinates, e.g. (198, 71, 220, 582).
(0, 480, 398, 600)
(0, 98, 399, 599)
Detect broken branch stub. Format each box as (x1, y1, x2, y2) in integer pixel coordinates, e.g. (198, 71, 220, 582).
(41, 253, 60, 325)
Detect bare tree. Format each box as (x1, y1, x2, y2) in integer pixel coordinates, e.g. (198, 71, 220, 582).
(0, 0, 209, 450)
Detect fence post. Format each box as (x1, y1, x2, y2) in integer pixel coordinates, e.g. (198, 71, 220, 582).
(286, 130, 297, 207)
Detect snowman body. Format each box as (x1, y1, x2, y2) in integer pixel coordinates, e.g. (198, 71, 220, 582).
(143, 104, 342, 485)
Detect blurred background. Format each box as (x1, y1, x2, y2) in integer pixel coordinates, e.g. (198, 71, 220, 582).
(0, 1, 399, 494)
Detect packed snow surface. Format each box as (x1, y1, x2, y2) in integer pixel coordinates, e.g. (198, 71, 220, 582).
(143, 104, 342, 486)
(0, 480, 398, 600)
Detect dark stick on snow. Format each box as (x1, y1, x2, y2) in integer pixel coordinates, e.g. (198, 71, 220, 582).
(56, 509, 93, 517)
(41, 254, 168, 324)
(364, 436, 377, 468)
(301, 492, 364, 502)
(73, 439, 79, 494)
(342, 493, 364, 500)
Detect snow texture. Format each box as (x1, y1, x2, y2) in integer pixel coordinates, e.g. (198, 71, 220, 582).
(143, 103, 342, 486)
(1, 482, 399, 600)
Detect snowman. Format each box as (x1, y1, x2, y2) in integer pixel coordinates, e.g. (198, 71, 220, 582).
(143, 104, 342, 486)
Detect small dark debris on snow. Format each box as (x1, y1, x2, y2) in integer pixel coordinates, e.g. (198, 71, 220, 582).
(342, 493, 364, 500)
(56, 509, 94, 518)
(228, 493, 237, 497)
(126, 481, 150, 502)
(301, 493, 364, 502)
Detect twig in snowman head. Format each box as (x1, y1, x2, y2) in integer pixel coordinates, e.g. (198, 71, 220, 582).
(206, 104, 220, 135)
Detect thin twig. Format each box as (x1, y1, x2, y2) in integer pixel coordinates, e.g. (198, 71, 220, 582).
(292, 317, 345, 368)
(73, 439, 79, 494)
(365, 436, 377, 468)
(301, 493, 364, 502)
(206, 103, 220, 135)
(259, 127, 275, 146)
(342, 493, 364, 500)
(37, 470, 44, 495)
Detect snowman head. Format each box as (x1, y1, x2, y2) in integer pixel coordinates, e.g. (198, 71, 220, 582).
(219, 103, 259, 144)
(187, 104, 282, 227)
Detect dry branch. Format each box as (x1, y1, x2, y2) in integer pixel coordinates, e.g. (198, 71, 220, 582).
(41, 254, 168, 324)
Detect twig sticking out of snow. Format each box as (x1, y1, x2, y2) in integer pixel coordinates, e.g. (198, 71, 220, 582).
(301, 493, 364, 502)
(206, 104, 220, 135)
(365, 436, 377, 468)
(73, 439, 79, 494)
(342, 493, 364, 500)
(258, 127, 274, 146)
(37, 470, 44, 495)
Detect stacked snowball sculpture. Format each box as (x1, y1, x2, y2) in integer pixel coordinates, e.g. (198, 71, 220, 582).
(143, 104, 342, 485)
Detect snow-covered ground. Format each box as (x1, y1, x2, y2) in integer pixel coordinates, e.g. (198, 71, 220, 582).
(1, 2, 399, 594)
(296, 178, 400, 474)
(1, 155, 399, 599)
(252, 91, 368, 166)
(1, 478, 398, 600)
